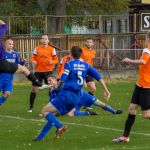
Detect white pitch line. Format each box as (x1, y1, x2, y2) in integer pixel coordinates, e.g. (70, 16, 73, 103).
(0, 114, 150, 137)
(88, 146, 150, 150)
(110, 147, 150, 150)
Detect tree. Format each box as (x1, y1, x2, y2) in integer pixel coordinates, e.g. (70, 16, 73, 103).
(0, 0, 129, 34)
(37, 0, 129, 33)
(66, 0, 129, 15)
(0, 0, 129, 16)
(0, 0, 40, 16)
(37, 0, 66, 34)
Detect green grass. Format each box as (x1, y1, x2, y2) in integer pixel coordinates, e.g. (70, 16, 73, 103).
(0, 80, 150, 150)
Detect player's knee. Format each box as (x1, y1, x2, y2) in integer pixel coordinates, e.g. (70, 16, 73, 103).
(31, 87, 38, 93)
(4, 92, 11, 98)
(41, 110, 46, 116)
(41, 107, 46, 115)
(18, 65, 28, 74)
(17, 64, 24, 72)
(128, 106, 136, 115)
(41, 105, 51, 116)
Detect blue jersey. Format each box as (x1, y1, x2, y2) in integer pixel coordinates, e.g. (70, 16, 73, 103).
(0, 51, 21, 80)
(76, 90, 97, 111)
(51, 59, 102, 115)
(60, 59, 102, 93)
(49, 87, 97, 113)
(0, 24, 7, 60)
(49, 88, 59, 101)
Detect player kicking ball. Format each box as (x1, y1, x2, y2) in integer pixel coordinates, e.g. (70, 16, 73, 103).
(0, 19, 42, 87)
(0, 38, 25, 105)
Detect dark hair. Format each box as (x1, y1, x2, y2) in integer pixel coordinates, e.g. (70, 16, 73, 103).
(5, 36, 12, 41)
(71, 46, 82, 59)
(47, 74, 56, 79)
(42, 33, 49, 36)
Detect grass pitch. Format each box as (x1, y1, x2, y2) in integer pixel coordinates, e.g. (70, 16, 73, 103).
(0, 79, 149, 150)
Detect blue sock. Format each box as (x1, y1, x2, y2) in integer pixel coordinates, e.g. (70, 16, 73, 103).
(37, 121, 52, 140)
(74, 111, 89, 116)
(102, 105, 116, 114)
(45, 112, 62, 129)
(0, 96, 6, 105)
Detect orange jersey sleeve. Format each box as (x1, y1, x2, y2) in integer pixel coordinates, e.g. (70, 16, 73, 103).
(140, 51, 150, 63)
(57, 55, 72, 79)
(30, 54, 37, 62)
(81, 47, 96, 66)
(52, 55, 59, 65)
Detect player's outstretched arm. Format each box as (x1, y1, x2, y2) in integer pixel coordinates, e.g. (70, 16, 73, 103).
(98, 79, 110, 101)
(122, 57, 145, 65)
(87, 65, 110, 100)
(0, 20, 7, 39)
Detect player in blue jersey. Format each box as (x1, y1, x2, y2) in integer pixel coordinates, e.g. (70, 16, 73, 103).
(68, 89, 122, 116)
(47, 76, 96, 116)
(0, 38, 25, 105)
(33, 46, 110, 141)
(47, 76, 122, 116)
(0, 20, 41, 87)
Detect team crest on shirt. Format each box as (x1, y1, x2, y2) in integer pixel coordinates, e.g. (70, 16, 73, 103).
(13, 54, 16, 58)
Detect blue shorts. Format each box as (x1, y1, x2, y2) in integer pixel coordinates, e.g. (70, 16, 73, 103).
(76, 90, 97, 111)
(50, 90, 80, 115)
(0, 79, 13, 93)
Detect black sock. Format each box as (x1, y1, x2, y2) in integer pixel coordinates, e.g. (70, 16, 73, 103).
(123, 114, 136, 137)
(26, 73, 37, 82)
(26, 73, 42, 87)
(29, 92, 36, 109)
(88, 91, 93, 96)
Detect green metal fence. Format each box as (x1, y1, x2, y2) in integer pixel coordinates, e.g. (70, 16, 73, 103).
(1, 14, 142, 36)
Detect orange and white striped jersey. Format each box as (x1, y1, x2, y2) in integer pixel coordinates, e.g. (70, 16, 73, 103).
(30, 45, 58, 72)
(81, 47, 96, 66)
(136, 48, 150, 88)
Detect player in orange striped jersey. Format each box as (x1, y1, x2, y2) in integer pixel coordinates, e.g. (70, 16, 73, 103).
(113, 31, 150, 143)
(57, 51, 72, 80)
(28, 34, 58, 112)
(81, 38, 96, 95)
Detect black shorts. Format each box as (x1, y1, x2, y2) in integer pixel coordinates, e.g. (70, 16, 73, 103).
(131, 85, 150, 110)
(33, 71, 53, 86)
(85, 75, 94, 83)
(0, 60, 18, 74)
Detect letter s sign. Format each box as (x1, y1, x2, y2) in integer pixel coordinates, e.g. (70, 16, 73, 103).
(141, 13, 150, 31)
